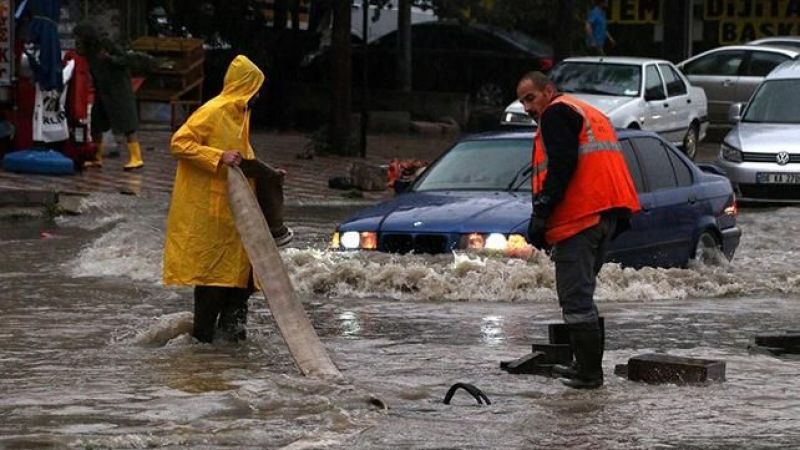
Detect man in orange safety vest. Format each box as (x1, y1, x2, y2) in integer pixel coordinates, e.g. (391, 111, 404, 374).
(517, 71, 640, 389)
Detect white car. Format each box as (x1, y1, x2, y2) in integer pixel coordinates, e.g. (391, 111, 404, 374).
(501, 57, 709, 160)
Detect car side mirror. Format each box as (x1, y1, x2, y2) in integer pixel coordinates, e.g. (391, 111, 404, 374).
(728, 103, 745, 123)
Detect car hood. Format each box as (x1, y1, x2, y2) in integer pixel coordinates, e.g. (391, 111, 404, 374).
(728, 122, 800, 152)
(339, 191, 532, 233)
(570, 93, 636, 115)
(504, 94, 635, 116)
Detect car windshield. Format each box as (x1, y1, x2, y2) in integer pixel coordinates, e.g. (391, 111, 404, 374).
(742, 79, 800, 124)
(551, 62, 641, 97)
(414, 138, 532, 191)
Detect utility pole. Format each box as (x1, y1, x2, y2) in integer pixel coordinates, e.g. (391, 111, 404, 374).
(329, 0, 352, 155)
(398, 0, 411, 92)
(360, 0, 369, 158)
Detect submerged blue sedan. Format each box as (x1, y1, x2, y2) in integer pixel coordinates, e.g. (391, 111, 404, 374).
(332, 129, 741, 269)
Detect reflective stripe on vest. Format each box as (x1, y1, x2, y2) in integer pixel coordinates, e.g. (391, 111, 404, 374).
(531, 94, 640, 244)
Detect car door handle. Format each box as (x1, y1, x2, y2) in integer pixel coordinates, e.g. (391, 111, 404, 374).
(722, 79, 732, 86)
(688, 194, 697, 204)
(686, 98, 692, 104)
(663, 103, 669, 108)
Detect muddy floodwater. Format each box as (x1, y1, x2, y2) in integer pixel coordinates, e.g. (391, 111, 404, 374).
(1, 193, 799, 449)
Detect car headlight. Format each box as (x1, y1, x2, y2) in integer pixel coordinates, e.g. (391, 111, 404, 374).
(460, 233, 528, 252)
(336, 231, 378, 250)
(502, 112, 535, 126)
(485, 233, 508, 250)
(721, 142, 743, 163)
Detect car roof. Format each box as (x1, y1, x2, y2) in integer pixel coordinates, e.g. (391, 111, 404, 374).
(461, 128, 656, 142)
(748, 36, 800, 44)
(679, 44, 800, 65)
(561, 56, 669, 65)
(765, 58, 800, 80)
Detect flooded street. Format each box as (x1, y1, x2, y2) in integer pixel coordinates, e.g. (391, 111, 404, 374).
(1, 192, 799, 449)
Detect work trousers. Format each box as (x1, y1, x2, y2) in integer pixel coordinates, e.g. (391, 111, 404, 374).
(193, 283, 253, 343)
(550, 215, 617, 324)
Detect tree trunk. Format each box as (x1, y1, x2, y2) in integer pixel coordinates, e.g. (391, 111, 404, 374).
(274, 0, 288, 30)
(398, 0, 412, 92)
(554, 0, 575, 63)
(290, 0, 301, 32)
(329, 0, 353, 155)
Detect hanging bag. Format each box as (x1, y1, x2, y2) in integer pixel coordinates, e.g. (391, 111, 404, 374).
(32, 59, 75, 143)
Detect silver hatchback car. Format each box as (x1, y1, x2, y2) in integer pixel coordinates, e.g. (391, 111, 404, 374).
(717, 59, 800, 202)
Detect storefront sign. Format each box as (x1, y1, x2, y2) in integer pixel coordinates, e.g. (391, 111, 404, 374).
(608, 0, 662, 24)
(705, 0, 800, 43)
(0, 0, 12, 86)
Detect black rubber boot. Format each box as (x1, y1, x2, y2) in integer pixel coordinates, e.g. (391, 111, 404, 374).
(560, 322, 604, 389)
(193, 286, 223, 343)
(217, 289, 249, 343)
(553, 323, 604, 379)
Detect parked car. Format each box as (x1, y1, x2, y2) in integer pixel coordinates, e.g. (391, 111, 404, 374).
(302, 21, 553, 106)
(747, 36, 800, 52)
(501, 57, 708, 159)
(332, 129, 740, 269)
(717, 59, 800, 203)
(677, 45, 799, 125)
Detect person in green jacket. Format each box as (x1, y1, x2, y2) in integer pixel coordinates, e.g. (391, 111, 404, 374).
(73, 22, 143, 170)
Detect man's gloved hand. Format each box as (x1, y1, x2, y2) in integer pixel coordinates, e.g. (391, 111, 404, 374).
(527, 215, 548, 250)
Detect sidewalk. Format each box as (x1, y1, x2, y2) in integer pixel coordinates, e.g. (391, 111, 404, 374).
(0, 129, 459, 205)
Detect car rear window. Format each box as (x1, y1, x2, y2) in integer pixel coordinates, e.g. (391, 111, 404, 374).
(631, 137, 678, 192)
(666, 148, 693, 187)
(743, 51, 790, 77)
(620, 139, 645, 193)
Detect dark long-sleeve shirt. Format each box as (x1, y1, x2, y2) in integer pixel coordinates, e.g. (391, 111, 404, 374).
(534, 99, 582, 219)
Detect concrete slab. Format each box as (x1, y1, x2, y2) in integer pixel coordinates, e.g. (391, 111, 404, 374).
(622, 353, 726, 384)
(500, 352, 553, 376)
(530, 342, 572, 365)
(0, 188, 56, 207)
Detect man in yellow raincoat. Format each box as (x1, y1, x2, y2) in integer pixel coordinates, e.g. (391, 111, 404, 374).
(163, 55, 289, 343)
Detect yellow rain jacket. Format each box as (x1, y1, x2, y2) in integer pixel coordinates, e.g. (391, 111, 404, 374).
(163, 55, 264, 288)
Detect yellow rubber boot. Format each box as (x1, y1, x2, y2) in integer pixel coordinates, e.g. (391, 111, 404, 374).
(123, 141, 144, 171)
(83, 143, 104, 168)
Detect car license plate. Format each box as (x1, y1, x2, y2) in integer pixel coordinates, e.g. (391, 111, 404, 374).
(757, 172, 800, 184)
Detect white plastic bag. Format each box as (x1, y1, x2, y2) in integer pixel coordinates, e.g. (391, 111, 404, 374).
(32, 60, 75, 143)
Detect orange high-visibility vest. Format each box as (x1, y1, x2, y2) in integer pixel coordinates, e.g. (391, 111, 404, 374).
(532, 94, 640, 244)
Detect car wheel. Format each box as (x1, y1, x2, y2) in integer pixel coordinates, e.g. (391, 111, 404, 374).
(682, 123, 698, 161)
(691, 230, 726, 267)
(474, 82, 505, 107)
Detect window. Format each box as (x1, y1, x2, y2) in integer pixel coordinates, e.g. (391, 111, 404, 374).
(551, 62, 641, 97)
(666, 148, 693, 187)
(743, 51, 790, 77)
(620, 139, 645, 193)
(743, 79, 800, 124)
(683, 51, 745, 76)
(660, 64, 688, 97)
(632, 137, 677, 192)
(644, 65, 666, 100)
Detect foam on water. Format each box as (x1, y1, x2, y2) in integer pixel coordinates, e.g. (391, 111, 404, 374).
(62, 198, 800, 302)
(129, 311, 194, 346)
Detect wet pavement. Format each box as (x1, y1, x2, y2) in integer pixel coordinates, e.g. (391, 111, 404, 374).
(0, 128, 458, 204)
